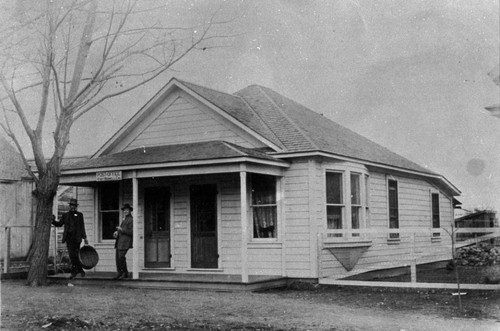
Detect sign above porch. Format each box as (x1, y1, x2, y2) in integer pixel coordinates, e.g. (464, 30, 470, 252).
(96, 171, 122, 181)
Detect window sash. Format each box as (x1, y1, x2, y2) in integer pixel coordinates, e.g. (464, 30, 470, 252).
(388, 180, 399, 229)
(99, 182, 120, 241)
(326, 172, 343, 204)
(432, 193, 440, 228)
(251, 174, 277, 238)
(351, 173, 361, 205)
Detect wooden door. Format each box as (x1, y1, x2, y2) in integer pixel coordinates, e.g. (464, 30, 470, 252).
(144, 187, 171, 268)
(190, 184, 218, 268)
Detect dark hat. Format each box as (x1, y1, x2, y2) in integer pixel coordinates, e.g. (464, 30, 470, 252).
(121, 203, 133, 211)
(69, 198, 78, 206)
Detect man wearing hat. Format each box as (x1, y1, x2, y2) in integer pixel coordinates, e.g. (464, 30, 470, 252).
(52, 198, 88, 279)
(113, 203, 134, 280)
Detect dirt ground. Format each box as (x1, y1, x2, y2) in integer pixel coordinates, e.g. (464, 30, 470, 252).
(1, 279, 499, 331)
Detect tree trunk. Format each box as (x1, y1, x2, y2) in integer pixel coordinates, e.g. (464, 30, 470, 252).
(26, 170, 59, 286)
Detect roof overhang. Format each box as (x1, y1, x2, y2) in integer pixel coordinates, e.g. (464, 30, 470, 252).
(274, 150, 461, 196)
(60, 157, 288, 185)
(93, 78, 283, 157)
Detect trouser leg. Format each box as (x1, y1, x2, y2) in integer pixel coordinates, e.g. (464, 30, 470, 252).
(66, 241, 82, 274)
(115, 249, 128, 275)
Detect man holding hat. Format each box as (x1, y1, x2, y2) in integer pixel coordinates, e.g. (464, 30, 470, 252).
(52, 198, 88, 279)
(113, 203, 134, 280)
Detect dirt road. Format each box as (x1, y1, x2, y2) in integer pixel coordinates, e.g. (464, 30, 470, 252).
(1, 280, 499, 330)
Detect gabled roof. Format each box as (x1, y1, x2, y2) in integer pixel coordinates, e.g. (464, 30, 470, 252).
(64, 141, 284, 171)
(88, 78, 459, 194)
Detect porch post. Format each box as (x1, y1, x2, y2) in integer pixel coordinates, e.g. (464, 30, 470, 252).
(132, 174, 139, 279)
(240, 169, 249, 283)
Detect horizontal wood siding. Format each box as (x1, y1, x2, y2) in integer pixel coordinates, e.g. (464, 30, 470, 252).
(126, 95, 261, 150)
(320, 170, 454, 279)
(247, 246, 283, 275)
(283, 160, 313, 277)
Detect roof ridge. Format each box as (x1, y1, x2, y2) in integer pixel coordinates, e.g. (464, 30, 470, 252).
(234, 90, 286, 150)
(254, 85, 319, 150)
(176, 79, 239, 100)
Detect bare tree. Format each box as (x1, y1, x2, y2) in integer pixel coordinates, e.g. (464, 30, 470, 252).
(0, 0, 234, 286)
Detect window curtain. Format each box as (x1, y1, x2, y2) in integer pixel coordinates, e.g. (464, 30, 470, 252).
(252, 174, 276, 238)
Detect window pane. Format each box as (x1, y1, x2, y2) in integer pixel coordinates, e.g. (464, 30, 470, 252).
(351, 173, 361, 205)
(351, 207, 360, 229)
(327, 206, 343, 229)
(100, 182, 119, 210)
(102, 211, 120, 240)
(253, 206, 276, 238)
(251, 174, 276, 205)
(326, 173, 342, 204)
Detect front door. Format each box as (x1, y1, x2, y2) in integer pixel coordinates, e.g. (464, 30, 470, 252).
(144, 187, 171, 268)
(190, 184, 218, 268)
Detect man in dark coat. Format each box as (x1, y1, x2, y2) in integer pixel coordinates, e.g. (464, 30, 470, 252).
(52, 198, 88, 279)
(113, 203, 133, 280)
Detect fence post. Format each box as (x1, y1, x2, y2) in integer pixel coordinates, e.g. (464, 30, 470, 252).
(53, 226, 58, 273)
(410, 232, 417, 283)
(4, 227, 11, 273)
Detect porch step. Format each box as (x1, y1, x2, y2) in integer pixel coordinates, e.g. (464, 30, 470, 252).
(47, 273, 288, 292)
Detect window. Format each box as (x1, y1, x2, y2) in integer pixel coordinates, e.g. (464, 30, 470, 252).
(251, 174, 277, 238)
(326, 172, 343, 230)
(326, 170, 368, 239)
(388, 180, 399, 229)
(99, 182, 120, 240)
(431, 193, 440, 228)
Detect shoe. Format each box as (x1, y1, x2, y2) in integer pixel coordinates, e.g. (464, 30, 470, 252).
(80, 270, 86, 277)
(122, 272, 129, 279)
(69, 273, 77, 280)
(112, 274, 122, 280)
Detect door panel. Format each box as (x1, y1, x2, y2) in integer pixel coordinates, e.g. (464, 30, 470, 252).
(145, 187, 171, 268)
(190, 184, 218, 268)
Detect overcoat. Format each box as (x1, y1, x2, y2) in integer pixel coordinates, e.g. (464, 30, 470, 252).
(115, 214, 133, 250)
(52, 211, 87, 244)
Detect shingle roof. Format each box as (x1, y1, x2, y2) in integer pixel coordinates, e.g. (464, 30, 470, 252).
(238, 85, 436, 175)
(63, 141, 280, 170)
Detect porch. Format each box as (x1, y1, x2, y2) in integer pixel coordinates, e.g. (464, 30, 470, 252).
(47, 271, 288, 292)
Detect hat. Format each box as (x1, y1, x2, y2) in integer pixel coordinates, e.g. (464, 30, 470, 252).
(121, 203, 133, 211)
(69, 198, 78, 206)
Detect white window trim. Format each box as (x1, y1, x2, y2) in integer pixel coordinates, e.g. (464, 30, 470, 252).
(95, 181, 122, 243)
(249, 174, 280, 242)
(324, 164, 369, 240)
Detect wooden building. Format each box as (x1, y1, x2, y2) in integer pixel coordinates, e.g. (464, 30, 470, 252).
(0, 137, 35, 260)
(59, 79, 460, 282)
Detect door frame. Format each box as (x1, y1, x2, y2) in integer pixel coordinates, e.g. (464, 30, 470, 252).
(142, 184, 175, 269)
(187, 182, 221, 269)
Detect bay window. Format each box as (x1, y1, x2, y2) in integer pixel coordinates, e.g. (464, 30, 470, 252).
(326, 170, 367, 238)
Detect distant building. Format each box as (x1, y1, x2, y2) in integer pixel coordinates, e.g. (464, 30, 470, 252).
(455, 209, 498, 243)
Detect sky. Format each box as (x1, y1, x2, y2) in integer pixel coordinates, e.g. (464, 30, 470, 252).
(3, 0, 500, 214)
